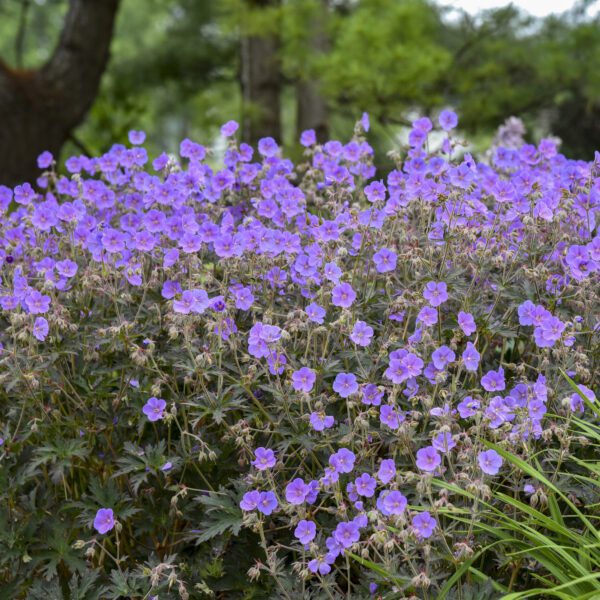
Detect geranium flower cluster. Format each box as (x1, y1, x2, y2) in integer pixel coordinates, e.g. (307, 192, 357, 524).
(1, 111, 598, 597)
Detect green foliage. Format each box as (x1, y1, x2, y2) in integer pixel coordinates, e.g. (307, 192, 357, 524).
(319, 0, 451, 118)
(4, 0, 600, 157)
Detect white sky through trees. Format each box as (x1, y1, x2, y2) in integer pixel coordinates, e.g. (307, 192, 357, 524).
(444, 0, 597, 17)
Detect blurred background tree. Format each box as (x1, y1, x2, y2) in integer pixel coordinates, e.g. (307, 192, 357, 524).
(1, 0, 600, 184)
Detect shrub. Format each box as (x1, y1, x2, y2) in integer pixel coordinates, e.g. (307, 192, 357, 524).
(0, 114, 598, 599)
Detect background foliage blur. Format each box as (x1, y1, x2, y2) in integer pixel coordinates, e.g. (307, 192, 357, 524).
(1, 0, 600, 167)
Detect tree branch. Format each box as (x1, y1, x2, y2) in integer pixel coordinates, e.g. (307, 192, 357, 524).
(40, 0, 121, 127)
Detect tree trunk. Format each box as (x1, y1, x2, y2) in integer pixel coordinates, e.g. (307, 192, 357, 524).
(0, 0, 121, 187)
(240, 0, 281, 146)
(296, 1, 329, 143)
(296, 79, 328, 143)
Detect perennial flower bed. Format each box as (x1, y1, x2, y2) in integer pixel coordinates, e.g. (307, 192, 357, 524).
(0, 113, 599, 599)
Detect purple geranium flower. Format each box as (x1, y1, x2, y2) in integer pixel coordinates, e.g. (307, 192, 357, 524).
(300, 129, 316, 147)
(333, 372, 358, 398)
(350, 320, 374, 346)
(362, 384, 384, 406)
(143, 397, 167, 422)
(382, 490, 407, 515)
(417, 306, 438, 326)
(286, 478, 310, 505)
(252, 447, 276, 470)
(295, 519, 317, 544)
(462, 342, 480, 372)
(415, 446, 441, 472)
(423, 281, 448, 307)
(232, 285, 254, 310)
(93, 508, 115, 534)
(354, 473, 377, 497)
(432, 432, 456, 453)
(439, 109, 458, 131)
(33, 317, 49, 341)
(240, 490, 261, 511)
(412, 511, 436, 539)
(570, 385, 596, 413)
(37, 151, 54, 169)
(377, 459, 396, 484)
(128, 130, 146, 145)
(257, 491, 278, 515)
(305, 302, 326, 324)
(258, 137, 279, 157)
(291, 367, 316, 392)
(25, 290, 51, 314)
(55, 259, 78, 278)
(329, 448, 356, 474)
(333, 521, 360, 548)
(380, 404, 402, 429)
(220, 120, 239, 137)
(373, 248, 397, 273)
(364, 181, 386, 203)
(308, 556, 332, 575)
(481, 367, 506, 392)
(457, 396, 480, 418)
(478, 449, 503, 475)
(331, 282, 356, 308)
(457, 311, 476, 336)
(310, 411, 334, 431)
(431, 345, 455, 370)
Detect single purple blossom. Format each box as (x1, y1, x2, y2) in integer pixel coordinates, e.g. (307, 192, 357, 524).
(295, 519, 317, 544)
(439, 109, 458, 131)
(93, 508, 115, 534)
(333, 372, 358, 398)
(423, 281, 448, 307)
(240, 490, 261, 511)
(25, 290, 51, 314)
(354, 473, 377, 497)
(291, 367, 316, 392)
(457, 311, 476, 336)
(382, 490, 407, 515)
(481, 367, 506, 392)
(252, 447, 276, 470)
(128, 130, 146, 145)
(412, 511, 436, 539)
(33, 317, 49, 341)
(220, 120, 239, 137)
(478, 449, 503, 475)
(462, 342, 480, 372)
(432, 432, 456, 453)
(257, 491, 278, 515)
(143, 397, 167, 422)
(305, 302, 326, 324)
(310, 411, 335, 431)
(380, 404, 402, 429)
(37, 151, 54, 169)
(457, 396, 480, 418)
(431, 345, 456, 370)
(373, 247, 397, 273)
(350, 320, 374, 346)
(329, 448, 356, 474)
(417, 306, 438, 326)
(377, 459, 396, 484)
(415, 446, 441, 472)
(300, 129, 316, 147)
(333, 521, 360, 548)
(286, 478, 310, 505)
(331, 282, 356, 308)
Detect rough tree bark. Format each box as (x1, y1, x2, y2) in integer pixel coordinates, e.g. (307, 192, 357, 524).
(296, 0, 329, 143)
(0, 0, 121, 186)
(240, 0, 281, 146)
